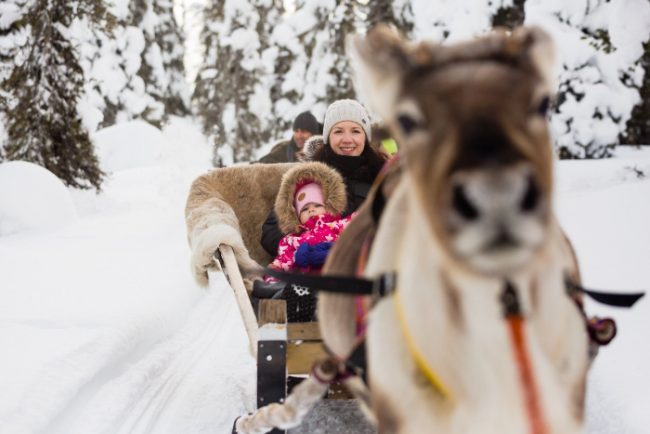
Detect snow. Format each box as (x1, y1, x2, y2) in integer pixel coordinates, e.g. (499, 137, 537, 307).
(0, 117, 649, 433)
(555, 147, 650, 434)
(0, 1, 24, 30)
(0, 161, 78, 236)
(94, 120, 170, 172)
(0, 121, 258, 433)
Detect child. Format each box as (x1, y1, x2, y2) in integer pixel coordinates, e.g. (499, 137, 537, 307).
(266, 162, 353, 281)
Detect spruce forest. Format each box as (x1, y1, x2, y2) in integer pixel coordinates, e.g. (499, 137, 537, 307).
(0, 0, 648, 189)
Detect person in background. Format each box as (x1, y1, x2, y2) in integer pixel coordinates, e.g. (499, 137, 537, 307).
(261, 99, 386, 256)
(370, 122, 399, 159)
(258, 111, 321, 163)
(265, 162, 352, 281)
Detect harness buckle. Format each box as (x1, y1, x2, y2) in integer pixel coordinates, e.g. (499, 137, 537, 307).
(373, 273, 397, 299)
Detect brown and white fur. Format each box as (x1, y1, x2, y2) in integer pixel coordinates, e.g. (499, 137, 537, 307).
(185, 163, 294, 286)
(319, 26, 589, 433)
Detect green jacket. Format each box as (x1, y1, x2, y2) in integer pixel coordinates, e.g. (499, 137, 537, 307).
(258, 139, 299, 163)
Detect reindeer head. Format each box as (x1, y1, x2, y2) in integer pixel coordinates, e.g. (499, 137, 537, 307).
(349, 26, 557, 276)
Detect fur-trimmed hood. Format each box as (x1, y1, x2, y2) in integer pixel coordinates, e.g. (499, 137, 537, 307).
(299, 135, 326, 162)
(275, 162, 347, 235)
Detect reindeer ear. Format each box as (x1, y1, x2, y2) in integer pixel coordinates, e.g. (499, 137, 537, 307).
(511, 26, 557, 92)
(347, 25, 411, 120)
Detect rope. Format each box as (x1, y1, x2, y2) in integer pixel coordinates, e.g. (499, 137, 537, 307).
(501, 282, 547, 434)
(506, 315, 548, 434)
(394, 290, 452, 400)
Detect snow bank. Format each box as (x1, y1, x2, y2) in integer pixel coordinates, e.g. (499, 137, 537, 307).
(160, 116, 212, 169)
(93, 118, 211, 174)
(93, 121, 169, 172)
(0, 161, 77, 236)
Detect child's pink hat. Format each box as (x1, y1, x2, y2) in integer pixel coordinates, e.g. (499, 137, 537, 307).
(294, 181, 325, 214)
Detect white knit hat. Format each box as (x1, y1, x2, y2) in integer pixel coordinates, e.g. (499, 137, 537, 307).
(322, 99, 372, 144)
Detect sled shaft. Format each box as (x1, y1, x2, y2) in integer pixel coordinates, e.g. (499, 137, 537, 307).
(219, 244, 259, 357)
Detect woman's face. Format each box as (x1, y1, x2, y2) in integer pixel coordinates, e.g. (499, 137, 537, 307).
(328, 121, 366, 156)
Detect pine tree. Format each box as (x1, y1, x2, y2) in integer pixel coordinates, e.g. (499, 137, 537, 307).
(153, 0, 190, 118)
(0, 0, 110, 189)
(410, 0, 496, 42)
(366, 0, 414, 36)
(1, 0, 32, 157)
(192, 0, 279, 164)
(297, 0, 359, 116)
(492, 0, 525, 29)
(541, 0, 644, 159)
(326, 1, 359, 102)
(129, 0, 189, 127)
(266, 1, 316, 139)
(621, 40, 650, 145)
(192, 1, 222, 155)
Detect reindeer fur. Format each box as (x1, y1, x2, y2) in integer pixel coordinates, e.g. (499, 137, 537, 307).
(319, 26, 589, 434)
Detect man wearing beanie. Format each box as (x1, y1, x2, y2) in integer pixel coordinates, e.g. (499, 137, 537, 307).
(259, 111, 321, 163)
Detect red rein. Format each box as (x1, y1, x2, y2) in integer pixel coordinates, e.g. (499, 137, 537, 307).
(506, 314, 548, 434)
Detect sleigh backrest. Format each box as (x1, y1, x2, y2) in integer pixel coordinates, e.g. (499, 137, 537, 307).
(186, 163, 295, 266)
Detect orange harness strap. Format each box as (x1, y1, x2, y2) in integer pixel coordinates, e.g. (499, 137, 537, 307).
(502, 283, 548, 434)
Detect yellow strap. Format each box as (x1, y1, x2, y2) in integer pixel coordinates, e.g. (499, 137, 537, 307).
(394, 290, 452, 400)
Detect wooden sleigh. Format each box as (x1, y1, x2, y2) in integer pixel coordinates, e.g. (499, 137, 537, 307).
(185, 163, 374, 434)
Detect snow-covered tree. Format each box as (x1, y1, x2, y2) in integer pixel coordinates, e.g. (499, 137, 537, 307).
(492, 0, 525, 29)
(622, 40, 650, 145)
(0, 0, 33, 158)
(527, 0, 650, 158)
(286, 0, 359, 121)
(0, 1, 29, 87)
(266, 18, 304, 138)
(365, 0, 414, 36)
(265, 1, 321, 139)
(68, 2, 154, 130)
(128, 0, 189, 127)
(410, 0, 499, 42)
(324, 1, 358, 101)
(193, 0, 280, 164)
(406, 0, 649, 158)
(0, 0, 109, 189)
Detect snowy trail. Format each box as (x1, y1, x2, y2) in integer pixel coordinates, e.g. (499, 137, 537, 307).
(50, 272, 256, 434)
(1, 121, 650, 434)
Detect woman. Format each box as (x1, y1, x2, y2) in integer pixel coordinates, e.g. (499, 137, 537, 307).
(261, 99, 386, 257)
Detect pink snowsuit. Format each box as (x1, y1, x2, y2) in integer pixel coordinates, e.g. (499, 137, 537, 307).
(265, 212, 354, 281)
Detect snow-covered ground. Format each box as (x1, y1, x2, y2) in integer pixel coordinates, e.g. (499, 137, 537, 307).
(1, 119, 649, 433)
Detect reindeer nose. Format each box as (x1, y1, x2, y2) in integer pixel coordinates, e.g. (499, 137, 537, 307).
(452, 184, 480, 220)
(520, 176, 540, 212)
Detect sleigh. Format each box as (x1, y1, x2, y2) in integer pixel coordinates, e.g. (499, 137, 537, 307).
(185, 162, 374, 434)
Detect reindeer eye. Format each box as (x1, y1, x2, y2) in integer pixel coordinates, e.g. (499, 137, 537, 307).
(535, 96, 551, 117)
(396, 114, 420, 135)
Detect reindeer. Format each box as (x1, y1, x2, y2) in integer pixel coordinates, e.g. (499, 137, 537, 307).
(316, 26, 590, 434)
(230, 26, 591, 434)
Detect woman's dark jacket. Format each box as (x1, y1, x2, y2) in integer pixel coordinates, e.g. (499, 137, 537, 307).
(261, 137, 386, 256)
